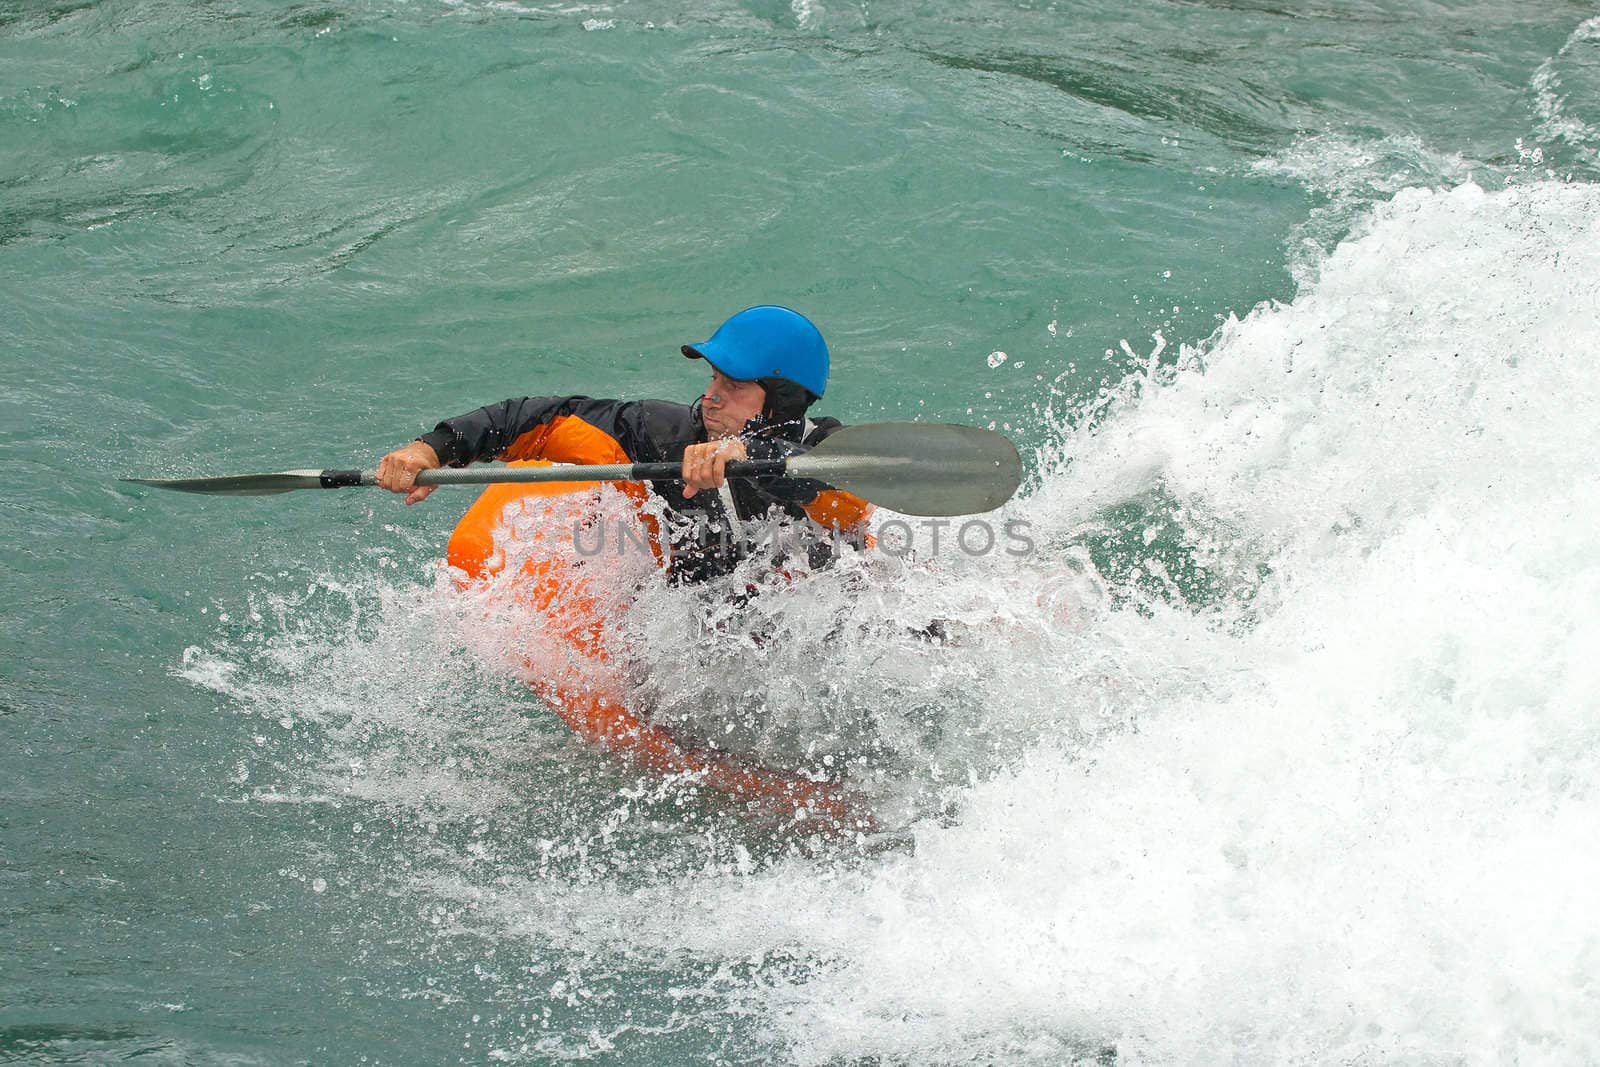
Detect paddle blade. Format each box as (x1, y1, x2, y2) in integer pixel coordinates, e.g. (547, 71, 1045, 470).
(792, 422, 1022, 516)
(122, 470, 330, 496)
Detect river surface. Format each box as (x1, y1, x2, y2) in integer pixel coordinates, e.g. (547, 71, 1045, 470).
(4, 1, 1599, 1062)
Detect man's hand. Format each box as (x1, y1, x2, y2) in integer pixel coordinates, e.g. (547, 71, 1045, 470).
(375, 441, 443, 505)
(681, 439, 747, 499)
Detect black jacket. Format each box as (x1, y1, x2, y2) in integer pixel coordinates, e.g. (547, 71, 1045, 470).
(417, 396, 872, 582)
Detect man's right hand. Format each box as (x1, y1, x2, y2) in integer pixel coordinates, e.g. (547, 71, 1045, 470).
(375, 441, 443, 505)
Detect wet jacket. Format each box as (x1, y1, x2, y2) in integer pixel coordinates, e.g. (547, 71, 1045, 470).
(417, 396, 872, 582)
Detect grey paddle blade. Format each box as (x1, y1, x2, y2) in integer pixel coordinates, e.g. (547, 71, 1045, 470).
(122, 469, 332, 496)
(791, 421, 1022, 516)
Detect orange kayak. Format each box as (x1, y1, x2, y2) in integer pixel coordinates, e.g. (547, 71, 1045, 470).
(446, 462, 864, 828)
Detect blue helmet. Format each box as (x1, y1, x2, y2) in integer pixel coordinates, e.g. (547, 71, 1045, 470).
(681, 305, 829, 399)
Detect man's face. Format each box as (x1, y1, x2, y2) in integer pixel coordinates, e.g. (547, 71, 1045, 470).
(700, 369, 766, 438)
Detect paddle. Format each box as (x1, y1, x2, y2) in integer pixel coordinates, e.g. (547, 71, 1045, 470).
(124, 421, 1023, 517)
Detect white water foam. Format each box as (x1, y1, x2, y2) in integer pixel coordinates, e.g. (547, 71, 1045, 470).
(182, 179, 1600, 1062)
(696, 179, 1600, 1063)
(1533, 16, 1600, 166)
(453, 179, 1600, 1063)
(1250, 132, 1481, 286)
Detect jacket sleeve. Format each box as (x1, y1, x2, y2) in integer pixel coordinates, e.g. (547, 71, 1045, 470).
(743, 427, 874, 533)
(416, 397, 648, 467)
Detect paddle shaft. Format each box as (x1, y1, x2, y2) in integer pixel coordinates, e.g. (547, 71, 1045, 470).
(124, 422, 1023, 514)
(318, 459, 790, 489)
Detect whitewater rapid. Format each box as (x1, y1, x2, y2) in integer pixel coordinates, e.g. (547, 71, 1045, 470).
(541, 178, 1600, 1063)
(719, 178, 1600, 1063)
(179, 177, 1600, 1062)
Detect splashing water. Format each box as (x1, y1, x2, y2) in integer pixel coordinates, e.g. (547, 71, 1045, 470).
(712, 179, 1600, 1063)
(179, 179, 1600, 1061)
(1533, 16, 1600, 168)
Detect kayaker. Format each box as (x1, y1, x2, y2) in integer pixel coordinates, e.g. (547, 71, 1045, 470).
(374, 305, 872, 582)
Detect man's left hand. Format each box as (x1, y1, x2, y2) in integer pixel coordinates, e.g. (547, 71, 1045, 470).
(681, 439, 747, 498)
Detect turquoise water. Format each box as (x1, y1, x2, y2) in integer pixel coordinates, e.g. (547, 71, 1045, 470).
(5, 1, 1600, 1062)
